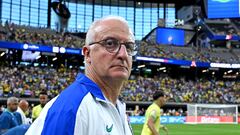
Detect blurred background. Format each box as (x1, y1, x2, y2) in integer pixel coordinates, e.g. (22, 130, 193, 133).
(0, 0, 240, 134)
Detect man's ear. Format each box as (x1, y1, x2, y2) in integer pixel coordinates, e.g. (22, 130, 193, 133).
(82, 46, 91, 64)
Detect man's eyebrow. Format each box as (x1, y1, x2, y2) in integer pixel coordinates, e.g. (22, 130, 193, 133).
(102, 36, 118, 40)
(102, 36, 134, 42)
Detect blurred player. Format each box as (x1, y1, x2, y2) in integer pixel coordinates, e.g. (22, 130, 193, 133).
(141, 90, 168, 135)
(0, 97, 22, 134)
(17, 99, 31, 125)
(32, 91, 48, 121)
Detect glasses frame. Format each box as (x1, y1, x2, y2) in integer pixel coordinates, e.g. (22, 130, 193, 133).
(88, 38, 137, 56)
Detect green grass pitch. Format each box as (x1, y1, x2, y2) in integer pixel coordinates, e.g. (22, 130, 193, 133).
(132, 124, 240, 135)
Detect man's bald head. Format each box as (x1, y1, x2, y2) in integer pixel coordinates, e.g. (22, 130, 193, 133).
(19, 99, 29, 113)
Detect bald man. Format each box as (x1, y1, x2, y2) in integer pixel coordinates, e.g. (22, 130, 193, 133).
(17, 100, 30, 125)
(0, 97, 21, 134)
(26, 15, 135, 135)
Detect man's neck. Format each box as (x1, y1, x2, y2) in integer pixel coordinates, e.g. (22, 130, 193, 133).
(100, 83, 121, 105)
(93, 76, 123, 105)
(6, 108, 14, 113)
(86, 69, 124, 105)
(154, 101, 161, 108)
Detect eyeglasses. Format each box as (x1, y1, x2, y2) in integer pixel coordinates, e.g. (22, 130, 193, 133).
(88, 38, 137, 56)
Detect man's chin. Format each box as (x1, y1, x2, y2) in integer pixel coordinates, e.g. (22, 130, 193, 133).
(111, 72, 129, 80)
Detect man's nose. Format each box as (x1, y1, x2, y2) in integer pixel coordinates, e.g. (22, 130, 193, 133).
(117, 44, 129, 56)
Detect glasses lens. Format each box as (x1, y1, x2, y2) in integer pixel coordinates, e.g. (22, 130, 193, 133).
(125, 42, 137, 56)
(99, 38, 137, 56)
(104, 38, 119, 53)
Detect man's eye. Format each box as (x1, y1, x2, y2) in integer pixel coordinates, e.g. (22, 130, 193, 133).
(105, 39, 117, 46)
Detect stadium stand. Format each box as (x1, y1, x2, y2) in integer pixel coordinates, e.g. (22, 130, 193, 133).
(205, 19, 238, 36)
(0, 66, 78, 99)
(0, 21, 85, 48)
(0, 0, 240, 134)
(121, 75, 240, 104)
(0, 65, 239, 104)
(139, 41, 239, 63)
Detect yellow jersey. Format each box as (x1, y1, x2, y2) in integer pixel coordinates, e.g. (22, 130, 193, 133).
(141, 102, 161, 135)
(32, 104, 43, 120)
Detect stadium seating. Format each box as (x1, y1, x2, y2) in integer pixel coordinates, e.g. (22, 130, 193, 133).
(138, 41, 239, 63)
(0, 21, 85, 48)
(205, 19, 238, 36)
(0, 66, 78, 99)
(0, 22, 239, 105)
(120, 75, 240, 104)
(0, 65, 239, 104)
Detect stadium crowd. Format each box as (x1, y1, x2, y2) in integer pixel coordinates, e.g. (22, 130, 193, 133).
(0, 22, 239, 122)
(0, 66, 78, 99)
(0, 66, 239, 104)
(121, 75, 240, 104)
(1, 21, 239, 64)
(0, 21, 85, 48)
(139, 41, 239, 63)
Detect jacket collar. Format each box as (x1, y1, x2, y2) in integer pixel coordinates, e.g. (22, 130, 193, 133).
(76, 73, 106, 101)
